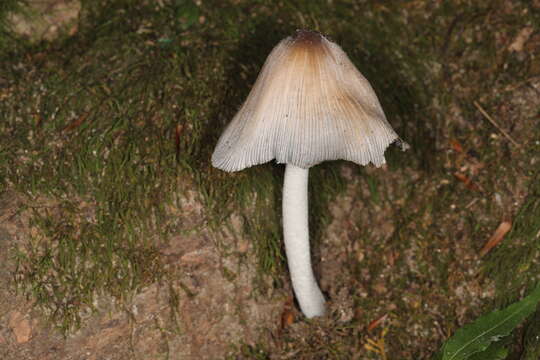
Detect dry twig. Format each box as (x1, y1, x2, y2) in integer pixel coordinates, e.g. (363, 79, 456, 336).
(474, 101, 521, 148)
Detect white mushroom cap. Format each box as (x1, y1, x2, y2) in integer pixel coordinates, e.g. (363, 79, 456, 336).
(212, 30, 408, 172)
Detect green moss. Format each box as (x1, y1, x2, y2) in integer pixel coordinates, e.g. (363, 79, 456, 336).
(0, 0, 24, 50)
(486, 166, 540, 301)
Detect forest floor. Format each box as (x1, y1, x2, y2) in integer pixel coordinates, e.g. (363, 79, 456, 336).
(1, 0, 539, 359)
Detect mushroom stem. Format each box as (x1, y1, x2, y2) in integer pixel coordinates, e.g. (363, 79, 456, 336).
(282, 164, 325, 318)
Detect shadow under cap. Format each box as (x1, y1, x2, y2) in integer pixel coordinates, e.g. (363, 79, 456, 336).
(212, 30, 408, 172)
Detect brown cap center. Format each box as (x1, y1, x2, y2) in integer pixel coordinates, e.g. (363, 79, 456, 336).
(292, 30, 324, 47)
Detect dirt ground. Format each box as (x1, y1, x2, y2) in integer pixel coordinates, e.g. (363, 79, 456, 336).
(0, 190, 287, 359)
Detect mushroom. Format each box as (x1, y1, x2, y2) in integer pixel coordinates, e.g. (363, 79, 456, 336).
(212, 30, 408, 318)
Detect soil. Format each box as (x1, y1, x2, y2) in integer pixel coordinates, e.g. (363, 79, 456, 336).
(0, 191, 286, 359)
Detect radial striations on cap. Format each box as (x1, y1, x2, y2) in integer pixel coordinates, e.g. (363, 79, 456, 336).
(211, 30, 408, 172)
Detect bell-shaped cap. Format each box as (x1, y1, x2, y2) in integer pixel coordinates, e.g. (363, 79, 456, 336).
(212, 30, 408, 172)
